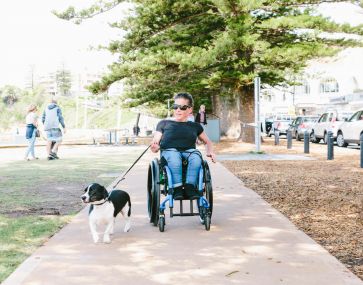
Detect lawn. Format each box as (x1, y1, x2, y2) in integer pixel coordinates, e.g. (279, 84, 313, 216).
(0, 145, 141, 282)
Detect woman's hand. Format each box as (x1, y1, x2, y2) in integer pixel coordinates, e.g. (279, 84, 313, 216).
(151, 141, 160, 153)
(206, 152, 216, 163)
(151, 131, 162, 153)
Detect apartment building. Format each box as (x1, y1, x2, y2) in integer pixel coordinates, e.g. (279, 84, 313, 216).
(262, 47, 363, 116)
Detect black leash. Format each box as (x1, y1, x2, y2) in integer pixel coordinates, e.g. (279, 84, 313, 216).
(112, 144, 151, 189)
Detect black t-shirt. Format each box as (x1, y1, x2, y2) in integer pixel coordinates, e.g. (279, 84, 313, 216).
(156, 119, 204, 151)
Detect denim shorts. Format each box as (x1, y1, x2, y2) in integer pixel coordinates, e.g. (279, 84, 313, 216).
(45, 128, 63, 142)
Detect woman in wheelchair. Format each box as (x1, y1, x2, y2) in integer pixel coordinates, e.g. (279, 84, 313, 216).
(150, 92, 216, 200)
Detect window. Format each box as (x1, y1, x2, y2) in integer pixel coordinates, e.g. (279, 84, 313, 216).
(319, 78, 339, 93)
(294, 80, 310, 95)
(349, 111, 363, 122)
(319, 113, 328, 123)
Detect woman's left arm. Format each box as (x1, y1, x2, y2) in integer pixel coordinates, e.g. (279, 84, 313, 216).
(198, 132, 216, 163)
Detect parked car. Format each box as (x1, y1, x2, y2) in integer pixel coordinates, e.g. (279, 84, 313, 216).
(310, 111, 349, 144)
(336, 109, 363, 147)
(288, 115, 320, 141)
(268, 114, 295, 137)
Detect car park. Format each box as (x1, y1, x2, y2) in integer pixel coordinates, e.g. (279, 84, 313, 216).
(288, 115, 320, 141)
(336, 109, 363, 147)
(310, 111, 349, 144)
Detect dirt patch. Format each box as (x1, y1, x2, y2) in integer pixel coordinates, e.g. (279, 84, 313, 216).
(0, 182, 85, 217)
(217, 138, 363, 280)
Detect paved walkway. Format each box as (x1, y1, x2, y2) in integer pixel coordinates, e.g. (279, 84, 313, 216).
(3, 152, 362, 285)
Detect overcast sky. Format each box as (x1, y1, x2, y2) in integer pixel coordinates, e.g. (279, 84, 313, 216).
(0, 1, 362, 87)
(0, 0, 131, 87)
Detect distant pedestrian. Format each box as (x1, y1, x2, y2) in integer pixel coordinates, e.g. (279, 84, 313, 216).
(42, 97, 66, 160)
(24, 104, 39, 161)
(133, 125, 140, 136)
(195, 104, 207, 128)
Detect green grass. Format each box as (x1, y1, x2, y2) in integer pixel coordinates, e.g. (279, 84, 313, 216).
(0, 146, 140, 283)
(0, 215, 71, 282)
(248, 150, 265, 154)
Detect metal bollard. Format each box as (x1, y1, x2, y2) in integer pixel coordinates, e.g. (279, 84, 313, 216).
(287, 130, 292, 149)
(360, 133, 363, 168)
(327, 131, 334, 160)
(304, 131, 310, 154)
(274, 130, 280, 145)
(109, 131, 112, 144)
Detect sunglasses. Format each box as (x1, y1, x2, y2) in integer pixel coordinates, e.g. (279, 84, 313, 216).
(172, 104, 191, 111)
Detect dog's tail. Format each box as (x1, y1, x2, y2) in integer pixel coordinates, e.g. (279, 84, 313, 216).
(127, 194, 131, 217)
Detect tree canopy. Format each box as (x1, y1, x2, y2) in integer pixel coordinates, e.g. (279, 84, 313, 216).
(56, 0, 363, 138)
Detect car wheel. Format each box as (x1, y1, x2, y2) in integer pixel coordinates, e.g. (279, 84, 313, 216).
(310, 131, 320, 143)
(295, 132, 301, 141)
(336, 132, 348, 147)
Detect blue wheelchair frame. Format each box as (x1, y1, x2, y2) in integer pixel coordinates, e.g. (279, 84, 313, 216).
(147, 155, 213, 231)
(159, 164, 210, 214)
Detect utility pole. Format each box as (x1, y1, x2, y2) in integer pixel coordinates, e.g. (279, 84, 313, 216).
(254, 77, 261, 152)
(83, 92, 88, 129)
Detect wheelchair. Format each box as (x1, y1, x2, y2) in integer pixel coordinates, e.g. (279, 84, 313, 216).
(147, 153, 213, 232)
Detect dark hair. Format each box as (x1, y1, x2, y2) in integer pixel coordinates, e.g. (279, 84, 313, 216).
(174, 92, 194, 107)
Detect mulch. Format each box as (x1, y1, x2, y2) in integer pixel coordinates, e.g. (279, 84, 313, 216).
(217, 139, 363, 280)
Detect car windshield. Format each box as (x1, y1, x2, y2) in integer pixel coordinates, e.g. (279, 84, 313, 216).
(304, 117, 319, 122)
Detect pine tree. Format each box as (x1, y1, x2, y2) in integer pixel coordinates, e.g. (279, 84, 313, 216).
(56, 65, 72, 96)
(56, 0, 363, 141)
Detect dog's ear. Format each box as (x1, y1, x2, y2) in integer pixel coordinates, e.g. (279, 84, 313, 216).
(103, 186, 109, 200)
(83, 186, 88, 193)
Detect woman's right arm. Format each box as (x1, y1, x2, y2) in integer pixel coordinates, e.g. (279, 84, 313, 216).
(151, 131, 162, 153)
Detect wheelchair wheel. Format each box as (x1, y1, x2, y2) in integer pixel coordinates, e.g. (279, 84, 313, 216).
(204, 214, 211, 231)
(204, 161, 213, 217)
(159, 216, 165, 232)
(147, 158, 160, 226)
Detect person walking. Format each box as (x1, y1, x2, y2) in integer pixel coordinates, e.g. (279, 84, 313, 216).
(24, 104, 39, 161)
(42, 97, 66, 160)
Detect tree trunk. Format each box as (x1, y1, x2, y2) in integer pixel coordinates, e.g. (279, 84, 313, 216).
(237, 86, 255, 143)
(212, 86, 255, 143)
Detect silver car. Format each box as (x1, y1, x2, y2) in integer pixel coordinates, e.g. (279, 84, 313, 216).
(268, 115, 295, 137)
(288, 116, 319, 141)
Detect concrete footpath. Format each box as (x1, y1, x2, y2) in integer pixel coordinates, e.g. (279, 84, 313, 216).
(3, 153, 362, 285)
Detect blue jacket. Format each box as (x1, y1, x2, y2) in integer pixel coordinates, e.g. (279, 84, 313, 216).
(42, 103, 65, 131)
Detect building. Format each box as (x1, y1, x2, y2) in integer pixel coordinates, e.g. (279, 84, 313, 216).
(261, 47, 363, 116)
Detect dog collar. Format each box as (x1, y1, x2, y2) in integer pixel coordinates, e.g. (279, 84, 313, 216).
(92, 198, 109, 206)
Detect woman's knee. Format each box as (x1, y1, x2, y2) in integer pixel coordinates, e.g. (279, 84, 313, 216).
(187, 153, 202, 168)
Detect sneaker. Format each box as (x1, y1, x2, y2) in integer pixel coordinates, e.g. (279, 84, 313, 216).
(47, 156, 55, 160)
(184, 184, 201, 200)
(50, 152, 59, 159)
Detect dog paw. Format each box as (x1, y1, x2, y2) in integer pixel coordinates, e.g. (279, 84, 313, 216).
(103, 235, 111, 243)
(124, 223, 131, 233)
